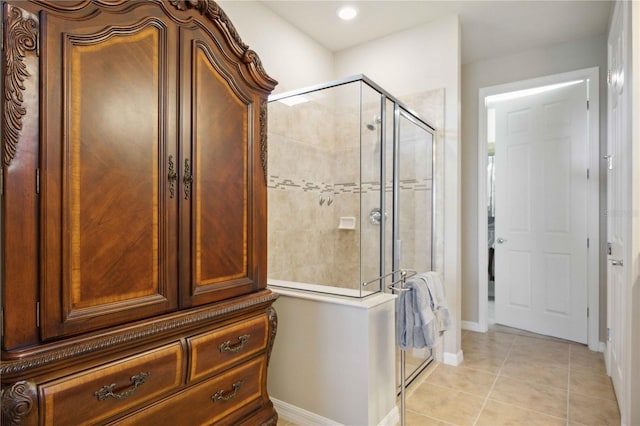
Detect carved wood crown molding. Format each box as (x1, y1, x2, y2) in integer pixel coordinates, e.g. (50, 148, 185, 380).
(169, 0, 277, 91)
(0, 292, 278, 376)
(2, 5, 38, 167)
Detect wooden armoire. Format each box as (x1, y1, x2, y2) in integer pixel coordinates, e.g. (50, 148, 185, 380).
(0, 0, 279, 424)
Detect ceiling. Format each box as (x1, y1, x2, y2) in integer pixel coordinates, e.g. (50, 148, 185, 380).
(260, 1, 613, 64)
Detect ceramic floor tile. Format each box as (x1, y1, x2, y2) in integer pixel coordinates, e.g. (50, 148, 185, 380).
(507, 348, 570, 370)
(460, 350, 507, 374)
(396, 327, 617, 426)
(569, 368, 617, 401)
(405, 382, 484, 426)
(425, 364, 497, 398)
(570, 346, 607, 375)
(461, 340, 512, 357)
(512, 335, 571, 350)
(489, 375, 568, 419)
(463, 331, 516, 348)
(501, 358, 569, 390)
(569, 392, 621, 425)
(401, 409, 454, 426)
(476, 399, 566, 426)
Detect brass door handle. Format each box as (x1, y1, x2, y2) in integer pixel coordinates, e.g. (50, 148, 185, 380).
(183, 158, 193, 200)
(168, 155, 178, 198)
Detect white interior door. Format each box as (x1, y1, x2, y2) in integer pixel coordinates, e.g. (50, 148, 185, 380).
(606, 0, 630, 418)
(492, 81, 589, 343)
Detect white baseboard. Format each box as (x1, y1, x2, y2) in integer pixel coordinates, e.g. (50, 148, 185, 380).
(378, 406, 400, 426)
(443, 349, 464, 366)
(272, 398, 341, 426)
(598, 341, 606, 353)
(461, 320, 483, 332)
(272, 398, 399, 426)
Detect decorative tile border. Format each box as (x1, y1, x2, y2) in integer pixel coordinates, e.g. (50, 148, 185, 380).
(268, 176, 432, 194)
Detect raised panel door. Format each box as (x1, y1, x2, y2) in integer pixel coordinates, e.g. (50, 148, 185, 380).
(179, 28, 260, 307)
(41, 6, 179, 339)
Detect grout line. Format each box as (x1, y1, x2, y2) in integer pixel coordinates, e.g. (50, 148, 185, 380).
(471, 334, 515, 425)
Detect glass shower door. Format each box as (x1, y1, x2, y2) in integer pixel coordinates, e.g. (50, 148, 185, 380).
(394, 107, 435, 390)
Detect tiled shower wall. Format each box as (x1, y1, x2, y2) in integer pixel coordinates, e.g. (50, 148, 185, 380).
(267, 86, 444, 292)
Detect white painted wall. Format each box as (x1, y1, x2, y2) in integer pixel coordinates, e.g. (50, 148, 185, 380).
(219, 0, 335, 93)
(461, 35, 608, 340)
(334, 16, 463, 364)
(267, 288, 397, 426)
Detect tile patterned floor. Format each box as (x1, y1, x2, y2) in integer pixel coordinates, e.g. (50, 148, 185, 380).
(276, 328, 620, 426)
(402, 329, 620, 426)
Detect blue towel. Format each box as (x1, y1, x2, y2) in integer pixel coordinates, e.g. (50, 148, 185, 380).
(416, 272, 451, 333)
(397, 278, 436, 349)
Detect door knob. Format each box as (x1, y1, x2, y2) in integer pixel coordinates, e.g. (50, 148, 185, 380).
(611, 259, 624, 266)
(497, 237, 507, 244)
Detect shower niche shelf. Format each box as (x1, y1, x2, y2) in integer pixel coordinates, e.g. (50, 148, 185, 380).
(338, 216, 356, 229)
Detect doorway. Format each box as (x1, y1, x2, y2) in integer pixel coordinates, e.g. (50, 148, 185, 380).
(477, 68, 600, 349)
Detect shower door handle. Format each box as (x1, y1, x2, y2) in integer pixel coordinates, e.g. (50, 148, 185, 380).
(496, 237, 507, 244)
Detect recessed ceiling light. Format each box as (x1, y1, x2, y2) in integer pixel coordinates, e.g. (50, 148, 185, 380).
(337, 6, 358, 21)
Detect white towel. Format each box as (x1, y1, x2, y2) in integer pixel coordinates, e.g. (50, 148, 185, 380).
(416, 272, 451, 333)
(397, 278, 436, 349)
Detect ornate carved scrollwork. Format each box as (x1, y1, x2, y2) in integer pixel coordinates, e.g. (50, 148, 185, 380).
(2, 5, 38, 167)
(266, 306, 278, 366)
(1, 381, 37, 426)
(259, 100, 268, 185)
(167, 0, 276, 91)
(168, 0, 248, 50)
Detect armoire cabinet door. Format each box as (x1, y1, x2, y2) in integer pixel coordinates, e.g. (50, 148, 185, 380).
(178, 27, 260, 307)
(40, 5, 179, 339)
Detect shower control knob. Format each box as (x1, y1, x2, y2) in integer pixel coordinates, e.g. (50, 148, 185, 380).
(369, 208, 383, 225)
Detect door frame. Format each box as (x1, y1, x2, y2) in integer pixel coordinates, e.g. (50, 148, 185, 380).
(477, 67, 600, 350)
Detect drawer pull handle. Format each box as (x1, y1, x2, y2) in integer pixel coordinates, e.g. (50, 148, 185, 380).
(93, 371, 149, 401)
(211, 381, 243, 402)
(218, 334, 250, 353)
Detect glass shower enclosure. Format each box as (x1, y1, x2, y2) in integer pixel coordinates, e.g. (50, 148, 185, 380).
(267, 75, 436, 390)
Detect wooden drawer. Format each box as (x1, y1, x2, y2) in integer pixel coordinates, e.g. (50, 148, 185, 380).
(188, 314, 268, 382)
(112, 355, 266, 425)
(39, 342, 184, 425)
